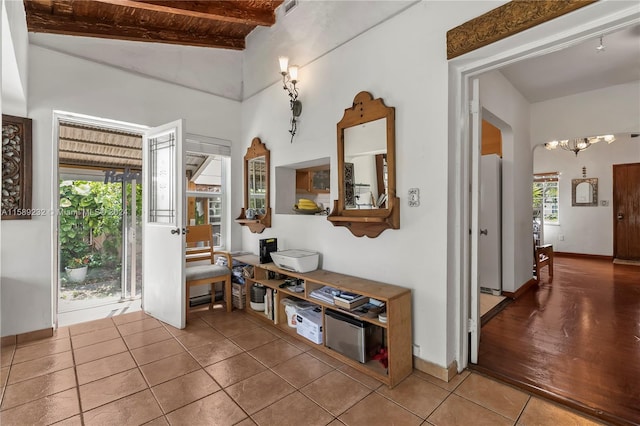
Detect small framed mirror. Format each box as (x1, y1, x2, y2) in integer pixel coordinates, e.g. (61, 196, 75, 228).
(327, 91, 399, 237)
(236, 137, 271, 233)
(571, 178, 598, 207)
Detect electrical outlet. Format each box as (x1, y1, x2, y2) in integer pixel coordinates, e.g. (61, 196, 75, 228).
(601, 200, 609, 206)
(408, 188, 420, 207)
(412, 344, 420, 356)
(559, 235, 565, 241)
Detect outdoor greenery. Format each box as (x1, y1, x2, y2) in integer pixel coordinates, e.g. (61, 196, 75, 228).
(533, 181, 559, 223)
(59, 180, 142, 272)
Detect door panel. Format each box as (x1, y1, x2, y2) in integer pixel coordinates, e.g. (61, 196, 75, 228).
(613, 163, 640, 260)
(142, 119, 186, 329)
(470, 78, 481, 364)
(479, 154, 502, 294)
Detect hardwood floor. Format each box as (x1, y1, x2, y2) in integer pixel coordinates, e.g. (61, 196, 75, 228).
(475, 256, 640, 426)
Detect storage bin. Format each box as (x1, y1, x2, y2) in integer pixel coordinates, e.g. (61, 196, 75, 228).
(296, 308, 323, 344)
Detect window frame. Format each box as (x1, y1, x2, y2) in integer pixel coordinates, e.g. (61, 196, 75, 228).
(534, 172, 560, 225)
(186, 155, 228, 249)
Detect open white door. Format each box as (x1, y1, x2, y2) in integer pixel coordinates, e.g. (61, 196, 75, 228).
(142, 119, 186, 329)
(469, 78, 481, 364)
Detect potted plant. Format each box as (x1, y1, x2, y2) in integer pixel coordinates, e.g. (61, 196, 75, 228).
(65, 253, 92, 283)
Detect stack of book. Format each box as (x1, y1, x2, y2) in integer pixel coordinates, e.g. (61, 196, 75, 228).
(333, 292, 368, 309)
(309, 285, 338, 304)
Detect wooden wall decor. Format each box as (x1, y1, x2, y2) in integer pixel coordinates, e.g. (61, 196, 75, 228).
(2, 115, 33, 220)
(447, 0, 598, 60)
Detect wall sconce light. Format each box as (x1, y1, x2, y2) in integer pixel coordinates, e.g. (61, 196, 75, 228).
(278, 56, 302, 143)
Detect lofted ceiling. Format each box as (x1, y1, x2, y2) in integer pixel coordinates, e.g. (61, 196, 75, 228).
(23, 0, 283, 50)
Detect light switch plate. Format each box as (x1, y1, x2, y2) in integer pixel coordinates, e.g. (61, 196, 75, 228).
(408, 188, 420, 207)
(601, 200, 609, 206)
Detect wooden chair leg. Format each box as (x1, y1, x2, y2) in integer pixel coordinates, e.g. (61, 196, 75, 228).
(225, 277, 232, 312)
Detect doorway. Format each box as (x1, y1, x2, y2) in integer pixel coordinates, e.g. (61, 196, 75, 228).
(54, 112, 146, 327)
(613, 162, 640, 261)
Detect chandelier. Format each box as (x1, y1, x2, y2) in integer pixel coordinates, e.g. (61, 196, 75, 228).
(544, 135, 615, 156)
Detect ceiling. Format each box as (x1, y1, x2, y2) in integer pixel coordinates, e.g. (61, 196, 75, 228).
(23, 0, 283, 50)
(24, 2, 639, 103)
(500, 24, 640, 103)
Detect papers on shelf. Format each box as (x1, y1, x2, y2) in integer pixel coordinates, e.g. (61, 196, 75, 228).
(309, 285, 338, 304)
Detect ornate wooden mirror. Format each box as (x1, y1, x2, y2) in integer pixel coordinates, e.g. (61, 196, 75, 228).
(328, 91, 399, 237)
(236, 137, 271, 233)
(572, 178, 598, 207)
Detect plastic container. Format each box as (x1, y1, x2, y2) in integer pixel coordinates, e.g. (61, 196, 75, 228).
(250, 284, 266, 311)
(285, 305, 298, 328)
(281, 298, 316, 328)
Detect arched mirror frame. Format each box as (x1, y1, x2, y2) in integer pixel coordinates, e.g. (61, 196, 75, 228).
(328, 91, 399, 238)
(571, 178, 598, 207)
(235, 137, 271, 233)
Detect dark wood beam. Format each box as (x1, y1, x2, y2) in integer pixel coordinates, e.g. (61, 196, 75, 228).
(26, 10, 246, 49)
(109, 0, 280, 26)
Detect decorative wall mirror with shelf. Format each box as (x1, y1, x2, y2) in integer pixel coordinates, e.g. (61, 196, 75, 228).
(236, 137, 271, 233)
(572, 178, 598, 207)
(328, 91, 399, 237)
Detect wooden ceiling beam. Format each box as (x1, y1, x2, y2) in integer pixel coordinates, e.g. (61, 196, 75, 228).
(26, 10, 246, 49)
(111, 0, 280, 27)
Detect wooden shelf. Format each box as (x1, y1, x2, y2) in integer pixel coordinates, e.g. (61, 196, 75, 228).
(239, 258, 412, 388)
(235, 208, 271, 234)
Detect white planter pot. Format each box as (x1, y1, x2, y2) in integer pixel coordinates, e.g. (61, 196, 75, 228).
(66, 265, 88, 283)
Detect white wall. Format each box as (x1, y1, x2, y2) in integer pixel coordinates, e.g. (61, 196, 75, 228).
(29, 33, 243, 101)
(478, 71, 533, 292)
(239, 1, 501, 369)
(534, 135, 639, 255)
(243, 0, 416, 99)
(0, 45, 241, 336)
(1, 0, 28, 115)
(531, 81, 640, 255)
(531, 81, 640, 146)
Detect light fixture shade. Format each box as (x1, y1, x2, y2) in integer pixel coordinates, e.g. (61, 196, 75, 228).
(278, 56, 289, 74)
(288, 65, 299, 82)
(546, 140, 559, 150)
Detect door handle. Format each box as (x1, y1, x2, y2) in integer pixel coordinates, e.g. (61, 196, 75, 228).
(171, 228, 180, 235)
(480, 229, 488, 235)
(617, 213, 624, 220)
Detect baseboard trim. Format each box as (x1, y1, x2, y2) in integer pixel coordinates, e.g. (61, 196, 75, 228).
(502, 278, 537, 300)
(413, 357, 458, 382)
(555, 252, 614, 261)
(1, 327, 54, 346)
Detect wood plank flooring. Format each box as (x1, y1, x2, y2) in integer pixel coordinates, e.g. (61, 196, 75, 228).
(475, 256, 640, 426)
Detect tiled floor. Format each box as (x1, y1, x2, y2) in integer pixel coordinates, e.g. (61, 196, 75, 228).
(0, 309, 606, 426)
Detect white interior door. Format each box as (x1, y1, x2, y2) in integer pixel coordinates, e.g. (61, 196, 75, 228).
(142, 119, 186, 329)
(479, 154, 502, 294)
(470, 78, 481, 364)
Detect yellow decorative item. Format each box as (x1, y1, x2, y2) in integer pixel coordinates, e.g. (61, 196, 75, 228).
(294, 198, 321, 214)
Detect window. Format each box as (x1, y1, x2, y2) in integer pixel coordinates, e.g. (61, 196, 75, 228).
(533, 173, 559, 225)
(187, 155, 228, 248)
